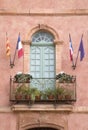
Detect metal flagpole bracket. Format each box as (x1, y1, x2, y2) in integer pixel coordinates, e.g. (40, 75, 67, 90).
(10, 62, 14, 68)
(72, 64, 76, 69)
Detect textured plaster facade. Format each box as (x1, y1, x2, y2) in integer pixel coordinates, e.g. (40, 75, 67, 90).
(0, 0, 88, 130)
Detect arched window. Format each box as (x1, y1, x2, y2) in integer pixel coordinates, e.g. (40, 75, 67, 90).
(30, 30, 55, 91)
(32, 30, 54, 44)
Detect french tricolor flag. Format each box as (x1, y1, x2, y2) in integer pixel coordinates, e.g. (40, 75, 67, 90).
(16, 34, 24, 58)
(69, 34, 73, 61)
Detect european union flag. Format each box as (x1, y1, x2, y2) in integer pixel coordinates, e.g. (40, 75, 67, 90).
(79, 35, 85, 61)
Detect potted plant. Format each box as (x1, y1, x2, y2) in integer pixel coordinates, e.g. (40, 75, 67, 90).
(45, 88, 56, 100)
(56, 72, 75, 83)
(64, 89, 73, 100)
(24, 87, 31, 100)
(34, 89, 42, 100)
(14, 73, 32, 83)
(14, 83, 28, 100)
(56, 87, 65, 100)
(30, 87, 41, 101)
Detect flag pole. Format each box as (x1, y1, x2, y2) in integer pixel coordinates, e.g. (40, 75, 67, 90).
(74, 34, 83, 68)
(10, 54, 12, 68)
(12, 46, 17, 66)
(74, 50, 79, 69)
(72, 58, 75, 69)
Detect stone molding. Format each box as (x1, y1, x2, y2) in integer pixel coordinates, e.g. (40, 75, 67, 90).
(11, 104, 73, 112)
(22, 40, 63, 45)
(0, 106, 88, 113)
(0, 9, 88, 16)
(26, 24, 59, 41)
(22, 40, 31, 45)
(0, 107, 11, 113)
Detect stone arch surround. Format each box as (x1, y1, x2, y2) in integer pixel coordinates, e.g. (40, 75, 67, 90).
(22, 123, 63, 130)
(22, 24, 63, 73)
(19, 112, 68, 130)
(26, 24, 59, 43)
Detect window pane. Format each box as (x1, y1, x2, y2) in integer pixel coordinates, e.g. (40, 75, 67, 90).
(50, 60, 54, 65)
(50, 72, 54, 78)
(50, 66, 54, 71)
(36, 54, 40, 59)
(31, 60, 35, 65)
(31, 66, 35, 71)
(36, 66, 40, 71)
(36, 60, 40, 65)
(50, 54, 54, 59)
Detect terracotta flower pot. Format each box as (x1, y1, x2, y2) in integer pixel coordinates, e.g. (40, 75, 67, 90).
(35, 95, 41, 100)
(65, 95, 71, 100)
(47, 95, 55, 100)
(57, 95, 64, 100)
(25, 95, 31, 100)
(15, 94, 22, 100)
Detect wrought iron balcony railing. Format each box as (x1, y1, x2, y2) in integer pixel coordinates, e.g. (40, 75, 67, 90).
(10, 76, 76, 104)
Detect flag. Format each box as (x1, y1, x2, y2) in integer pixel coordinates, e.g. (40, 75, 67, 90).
(69, 34, 73, 61)
(79, 35, 85, 61)
(6, 35, 11, 57)
(16, 34, 24, 58)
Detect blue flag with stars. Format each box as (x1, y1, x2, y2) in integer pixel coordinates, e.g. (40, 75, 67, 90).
(79, 35, 85, 61)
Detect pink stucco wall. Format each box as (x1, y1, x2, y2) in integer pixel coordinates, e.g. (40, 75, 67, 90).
(0, 113, 17, 130)
(0, 0, 88, 10)
(0, 0, 88, 130)
(68, 113, 88, 130)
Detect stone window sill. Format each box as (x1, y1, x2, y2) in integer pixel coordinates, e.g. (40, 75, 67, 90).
(11, 104, 73, 112)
